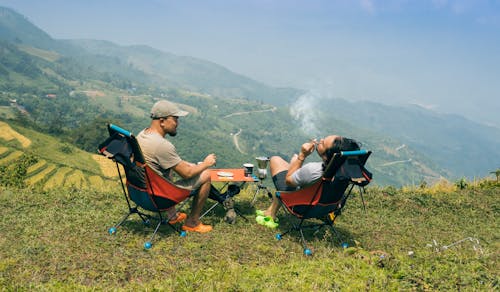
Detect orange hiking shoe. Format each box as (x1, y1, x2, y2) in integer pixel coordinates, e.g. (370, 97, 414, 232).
(182, 222, 213, 233)
(168, 212, 187, 224)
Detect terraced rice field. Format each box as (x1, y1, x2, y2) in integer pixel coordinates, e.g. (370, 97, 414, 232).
(0, 150, 23, 164)
(1, 147, 118, 192)
(24, 163, 57, 185)
(20, 157, 118, 192)
(43, 167, 73, 190)
(0, 121, 118, 192)
(92, 154, 119, 178)
(0, 121, 31, 148)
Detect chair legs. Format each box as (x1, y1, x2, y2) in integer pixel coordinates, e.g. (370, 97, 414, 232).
(108, 207, 151, 234)
(108, 205, 186, 249)
(275, 216, 344, 255)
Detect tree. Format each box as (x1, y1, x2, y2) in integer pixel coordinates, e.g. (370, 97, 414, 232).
(68, 117, 113, 152)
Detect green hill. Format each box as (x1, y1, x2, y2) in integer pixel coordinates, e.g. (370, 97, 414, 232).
(0, 39, 452, 187)
(63, 39, 303, 106)
(1, 5, 498, 187)
(0, 120, 117, 191)
(0, 6, 56, 50)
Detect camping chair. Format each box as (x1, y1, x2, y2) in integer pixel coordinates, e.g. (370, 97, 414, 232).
(275, 150, 372, 255)
(98, 124, 192, 249)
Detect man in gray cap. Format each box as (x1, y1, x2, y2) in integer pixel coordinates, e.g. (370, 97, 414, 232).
(137, 100, 216, 233)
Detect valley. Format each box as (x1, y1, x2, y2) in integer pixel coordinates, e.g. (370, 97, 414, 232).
(0, 6, 499, 188)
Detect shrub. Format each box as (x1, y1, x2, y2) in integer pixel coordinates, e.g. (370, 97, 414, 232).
(59, 144, 73, 154)
(0, 153, 38, 187)
(455, 177, 468, 190)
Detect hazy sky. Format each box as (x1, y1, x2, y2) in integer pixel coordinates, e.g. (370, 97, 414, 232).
(1, 0, 499, 126)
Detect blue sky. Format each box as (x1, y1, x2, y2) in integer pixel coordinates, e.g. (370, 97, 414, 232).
(1, 0, 499, 126)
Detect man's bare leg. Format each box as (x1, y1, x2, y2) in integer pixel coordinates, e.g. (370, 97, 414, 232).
(184, 171, 211, 227)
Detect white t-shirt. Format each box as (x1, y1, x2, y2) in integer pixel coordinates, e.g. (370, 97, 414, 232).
(291, 162, 323, 187)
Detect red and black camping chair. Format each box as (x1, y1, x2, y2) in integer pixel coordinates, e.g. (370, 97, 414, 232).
(275, 149, 372, 255)
(98, 124, 192, 249)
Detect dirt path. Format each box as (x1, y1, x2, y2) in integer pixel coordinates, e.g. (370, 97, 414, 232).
(223, 107, 276, 118)
(232, 129, 245, 154)
(380, 159, 412, 167)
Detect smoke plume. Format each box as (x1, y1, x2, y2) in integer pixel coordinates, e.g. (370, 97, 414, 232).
(290, 91, 321, 137)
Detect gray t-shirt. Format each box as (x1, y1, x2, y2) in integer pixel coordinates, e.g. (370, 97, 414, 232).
(136, 129, 182, 179)
(291, 162, 323, 187)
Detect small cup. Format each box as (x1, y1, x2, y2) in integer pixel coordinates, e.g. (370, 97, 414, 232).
(243, 163, 254, 177)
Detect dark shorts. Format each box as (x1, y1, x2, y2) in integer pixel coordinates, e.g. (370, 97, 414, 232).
(272, 171, 298, 192)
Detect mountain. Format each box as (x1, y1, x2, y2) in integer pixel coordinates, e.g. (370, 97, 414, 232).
(0, 7, 56, 50)
(1, 5, 498, 187)
(299, 97, 500, 179)
(62, 39, 302, 106)
(0, 6, 301, 106)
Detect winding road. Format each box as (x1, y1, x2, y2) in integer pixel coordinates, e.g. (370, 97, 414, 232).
(227, 107, 276, 153)
(380, 158, 412, 167)
(223, 107, 276, 118)
(232, 129, 245, 154)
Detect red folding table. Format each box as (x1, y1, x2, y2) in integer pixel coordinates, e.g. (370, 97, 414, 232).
(199, 168, 258, 220)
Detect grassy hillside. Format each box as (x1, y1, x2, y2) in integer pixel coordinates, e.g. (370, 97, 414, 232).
(0, 34, 460, 188)
(0, 179, 497, 290)
(0, 120, 117, 191)
(0, 90, 450, 189)
(2, 6, 497, 186)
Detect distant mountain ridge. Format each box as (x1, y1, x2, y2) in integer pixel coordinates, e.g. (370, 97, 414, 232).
(1, 5, 498, 186)
(0, 7, 55, 49)
(0, 7, 301, 106)
(62, 39, 302, 105)
(314, 98, 500, 178)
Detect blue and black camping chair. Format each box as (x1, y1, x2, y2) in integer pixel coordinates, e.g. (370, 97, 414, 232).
(98, 124, 192, 249)
(275, 149, 372, 255)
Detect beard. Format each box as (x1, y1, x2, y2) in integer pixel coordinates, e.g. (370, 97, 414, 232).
(168, 131, 177, 137)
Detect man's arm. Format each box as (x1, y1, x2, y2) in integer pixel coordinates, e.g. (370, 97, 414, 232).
(173, 153, 216, 179)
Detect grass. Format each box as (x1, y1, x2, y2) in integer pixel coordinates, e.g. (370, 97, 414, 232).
(0, 181, 498, 291)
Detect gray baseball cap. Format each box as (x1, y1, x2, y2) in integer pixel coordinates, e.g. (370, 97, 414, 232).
(150, 100, 189, 119)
